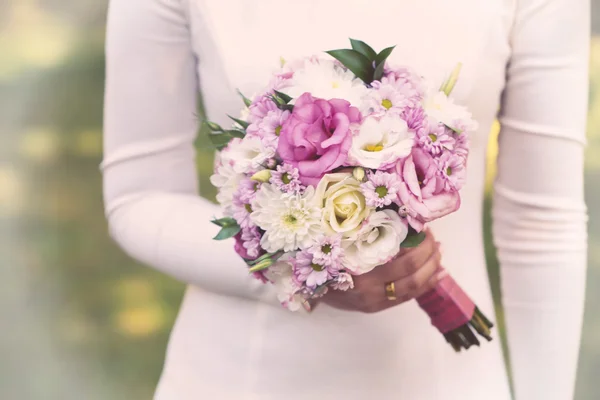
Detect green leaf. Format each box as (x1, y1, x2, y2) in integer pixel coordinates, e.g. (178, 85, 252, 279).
(228, 115, 249, 129)
(373, 61, 386, 81)
(350, 39, 377, 61)
(325, 49, 374, 84)
(213, 224, 241, 241)
(208, 130, 244, 150)
(211, 217, 237, 228)
(273, 90, 293, 104)
(400, 231, 427, 248)
(208, 133, 232, 150)
(224, 129, 245, 138)
(375, 46, 396, 66)
(237, 89, 252, 107)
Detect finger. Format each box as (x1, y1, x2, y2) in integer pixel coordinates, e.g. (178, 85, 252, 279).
(390, 247, 442, 300)
(413, 267, 448, 299)
(376, 235, 438, 282)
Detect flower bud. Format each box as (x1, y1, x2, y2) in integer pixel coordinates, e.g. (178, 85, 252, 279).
(440, 63, 462, 96)
(398, 205, 410, 218)
(248, 258, 273, 273)
(265, 158, 277, 169)
(251, 169, 272, 183)
(205, 121, 223, 132)
(352, 167, 366, 182)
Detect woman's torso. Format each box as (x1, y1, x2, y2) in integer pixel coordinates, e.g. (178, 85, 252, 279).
(156, 1, 514, 399)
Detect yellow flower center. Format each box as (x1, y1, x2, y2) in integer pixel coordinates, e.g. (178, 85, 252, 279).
(381, 99, 393, 110)
(429, 133, 438, 142)
(283, 214, 297, 225)
(331, 81, 340, 89)
(275, 126, 282, 136)
(281, 172, 291, 184)
(375, 186, 388, 198)
(364, 143, 385, 152)
(245, 204, 253, 213)
(446, 167, 452, 176)
(311, 263, 325, 272)
(321, 244, 332, 254)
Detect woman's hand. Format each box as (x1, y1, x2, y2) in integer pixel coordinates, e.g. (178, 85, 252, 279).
(319, 230, 445, 313)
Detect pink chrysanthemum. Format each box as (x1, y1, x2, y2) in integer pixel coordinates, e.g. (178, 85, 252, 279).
(384, 66, 426, 95)
(435, 152, 467, 192)
(270, 164, 304, 194)
(330, 272, 354, 291)
(360, 171, 401, 208)
(247, 96, 279, 126)
(364, 78, 412, 115)
(309, 235, 342, 266)
(241, 226, 263, 259)
(453, 131, 470, 160)
(417, 119, 456, 156)
(403, 106, 427, 132)
(232, 179, 260, 229)
(255, 109, 291, 149)
(293, 251, 340, 290)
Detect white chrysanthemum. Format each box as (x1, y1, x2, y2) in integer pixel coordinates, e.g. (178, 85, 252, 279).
(209, 161, 243, 216)
(250, 184, 323, 252)
(423, 90, 478, 133)
(222, 136, 275, 174)
(342, 210, 408, 274)
(348, 114, 415, 169)
(282, 58, 368, 107)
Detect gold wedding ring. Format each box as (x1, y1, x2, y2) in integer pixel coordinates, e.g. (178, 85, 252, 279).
(385, 282, 397, 301)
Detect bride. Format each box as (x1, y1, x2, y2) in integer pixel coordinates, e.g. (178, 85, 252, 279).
(101, 0, 589, 399)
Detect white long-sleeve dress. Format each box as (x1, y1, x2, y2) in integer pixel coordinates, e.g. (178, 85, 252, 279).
(102, 0, 589, 399)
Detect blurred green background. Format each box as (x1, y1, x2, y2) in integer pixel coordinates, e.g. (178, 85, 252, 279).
(1, 1, 598, 399)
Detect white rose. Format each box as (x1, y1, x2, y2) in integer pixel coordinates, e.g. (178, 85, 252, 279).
(209, 160, 243, 216)
(222, 136, 275, 174)
(314, 173, 372, 238)
(348, 115, 414, 169)
(342, 210, 408, 274)
(423, 91, 477, 132)
(264, 261, 304, 311)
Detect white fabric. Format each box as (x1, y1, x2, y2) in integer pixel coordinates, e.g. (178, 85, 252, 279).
(102, 0, 589, 399)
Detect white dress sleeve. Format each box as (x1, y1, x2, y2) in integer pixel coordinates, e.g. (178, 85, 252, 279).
(102, 0, 273, 301)
(494, 0, 589, 398)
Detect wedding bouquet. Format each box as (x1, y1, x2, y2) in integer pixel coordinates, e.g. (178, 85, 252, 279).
(207, 39, 493, 351)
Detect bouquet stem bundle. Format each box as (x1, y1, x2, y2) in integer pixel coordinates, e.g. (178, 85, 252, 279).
(416, 274, 493, 351)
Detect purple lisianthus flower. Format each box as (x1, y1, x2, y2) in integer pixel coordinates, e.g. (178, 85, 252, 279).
(293, 250, 339, 290)
(277, 93, 361, 186)
(417, 118, 456, 156)
(309, 235, 342, 266)
(330, 272, 354, 291)
(435, 152, 467, 192)
(395, 147, 460, 232)
(270, 164, 304, 194)
(360, 170, 401, 208)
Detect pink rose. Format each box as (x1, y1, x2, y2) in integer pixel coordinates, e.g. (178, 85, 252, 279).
(395, 147, 461, 232)
(278, 93, 361, 186)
